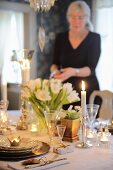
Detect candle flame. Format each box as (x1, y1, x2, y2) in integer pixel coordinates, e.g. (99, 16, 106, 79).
(82, 81, 85, 91)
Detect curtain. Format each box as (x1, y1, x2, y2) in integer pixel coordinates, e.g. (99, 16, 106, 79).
(0, 10, 23, 83)
(92, 0, 113, 91)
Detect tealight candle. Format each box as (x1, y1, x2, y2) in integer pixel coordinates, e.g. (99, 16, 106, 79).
(87, 130, 94, 139)
(100, 132, 109, 143)
(30, 124, 38, 132)
(81, 81, 86, 116)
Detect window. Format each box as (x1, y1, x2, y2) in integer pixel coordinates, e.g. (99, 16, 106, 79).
(92, 0, 113, 91)
(0, 10, 24, 83)
(0, 1, 37, 84)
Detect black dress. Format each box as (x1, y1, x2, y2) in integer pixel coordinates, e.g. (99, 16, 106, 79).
(52, 31, 101, 104)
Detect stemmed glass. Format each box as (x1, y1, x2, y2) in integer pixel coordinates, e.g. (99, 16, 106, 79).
(87, 104, 99, 131)
(44, 110, 60, 146)
(86, 104, 99, 146)
(57, 125, 66, 146)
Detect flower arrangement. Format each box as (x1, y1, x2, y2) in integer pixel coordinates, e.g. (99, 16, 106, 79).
(65, 106, 81, 120)
(21, 78, 80, 129)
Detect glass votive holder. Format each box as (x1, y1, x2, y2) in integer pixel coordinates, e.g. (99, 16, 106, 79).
(97, 131, 111, 148)
(30, 123, 38, 132)
(86, 128, 97, 147)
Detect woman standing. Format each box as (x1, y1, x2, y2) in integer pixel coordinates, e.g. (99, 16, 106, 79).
(50, 1, 101, 105)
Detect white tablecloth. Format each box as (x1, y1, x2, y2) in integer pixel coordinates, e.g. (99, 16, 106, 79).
(0, 110, 113, 170)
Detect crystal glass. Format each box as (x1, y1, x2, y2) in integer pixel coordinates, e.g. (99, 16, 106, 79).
(87, 104, 99, 130)
(86, 104, 99, 146)
(57, 125, 66, 146)
(44, 110, 60, 144)
(97, 129, 111, 148)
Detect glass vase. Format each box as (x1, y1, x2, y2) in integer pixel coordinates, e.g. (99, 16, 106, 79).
(30, 103, 47, 134)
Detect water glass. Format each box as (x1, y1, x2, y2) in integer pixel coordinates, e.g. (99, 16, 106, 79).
(57, 125, 66, 145)
(86, 128, 97, 147)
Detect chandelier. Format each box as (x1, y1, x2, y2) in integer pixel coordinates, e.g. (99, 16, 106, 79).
(29, 0, 56, 11)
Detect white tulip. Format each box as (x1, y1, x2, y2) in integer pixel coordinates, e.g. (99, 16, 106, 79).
(50, 79, 62, 94)
(35, 89, 51, 101)
(35, 78, 42, 89)
(63, 83, 73, 95)
(67, 90, 80, 102)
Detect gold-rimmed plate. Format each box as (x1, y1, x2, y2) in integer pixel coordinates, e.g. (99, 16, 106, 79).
(0, 141, 50, 160)
(0, 137, 42, 151)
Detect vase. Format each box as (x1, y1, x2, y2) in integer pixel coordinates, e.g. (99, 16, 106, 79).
(61, 118, 80, 142)
(30, 104, 47, 134)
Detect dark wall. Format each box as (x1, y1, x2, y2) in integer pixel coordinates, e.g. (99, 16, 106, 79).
(36, 0, 92, 79)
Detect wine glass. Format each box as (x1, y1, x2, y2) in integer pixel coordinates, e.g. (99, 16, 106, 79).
(87, 104, 99, 130)
(57, 125, 66, 146)
(86, 104, 99, 146)
(44, 110, 60, 145)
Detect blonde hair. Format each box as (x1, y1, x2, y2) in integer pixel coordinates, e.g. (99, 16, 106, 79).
(67, 1, 93, 31)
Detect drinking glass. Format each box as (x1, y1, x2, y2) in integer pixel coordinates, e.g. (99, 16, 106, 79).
(87, 104, 99, 130)
(86, 104, 99, 146)
(44, 110, 60, 145)
(57, 125, 66, 146)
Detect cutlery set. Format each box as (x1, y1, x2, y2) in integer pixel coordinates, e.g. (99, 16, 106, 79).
(22, 157, 67, 169)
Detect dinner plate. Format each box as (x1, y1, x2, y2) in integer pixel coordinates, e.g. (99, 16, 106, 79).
(0, 137, 42, 151)
(0, 141, 50, 161)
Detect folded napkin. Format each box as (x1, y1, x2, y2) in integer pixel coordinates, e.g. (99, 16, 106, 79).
(8, 158, 70, 170)
(53, 144, 74, 155)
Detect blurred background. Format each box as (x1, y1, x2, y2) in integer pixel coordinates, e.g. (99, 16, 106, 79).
(0, 0, 113, 109)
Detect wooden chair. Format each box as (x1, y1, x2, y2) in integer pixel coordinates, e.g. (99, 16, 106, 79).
(89, 90, 113, 120)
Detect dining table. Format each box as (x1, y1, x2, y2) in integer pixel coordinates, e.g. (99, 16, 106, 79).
(0, 110, 113, 170)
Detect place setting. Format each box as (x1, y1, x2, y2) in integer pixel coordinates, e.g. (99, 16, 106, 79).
(6, 124, 70, 170)
(0, 135, 50, 160)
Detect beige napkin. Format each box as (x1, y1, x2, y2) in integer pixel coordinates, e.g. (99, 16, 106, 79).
(8, 157, 69, 170)
(53, 145, 74, 155)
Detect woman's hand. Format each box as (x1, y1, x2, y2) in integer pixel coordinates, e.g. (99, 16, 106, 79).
(53, 67, 76, 82)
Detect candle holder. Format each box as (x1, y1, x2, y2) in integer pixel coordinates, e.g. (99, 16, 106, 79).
(12, 49, 34, 129)
(30, 123, 38, 132)
(0, 100, 9, 130)
(86, 128, 97, 147)
(8, 136, 21, 146)
(76, 81, 90, 148)
(76, 115, 90, 148)
(17, 101, 29, 130)
(97, 127, 111, 147)
(76, 104, 99, 148)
